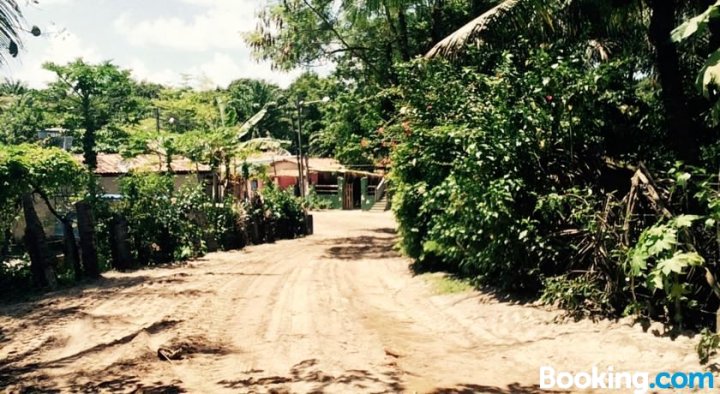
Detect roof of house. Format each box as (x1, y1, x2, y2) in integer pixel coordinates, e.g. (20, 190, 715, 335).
(244, 152, 294, 165)
(262, 156, 382, 178)
(75, 153, 211, 175)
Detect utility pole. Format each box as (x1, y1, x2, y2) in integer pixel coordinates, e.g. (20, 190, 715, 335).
(296, 99, 305, 197)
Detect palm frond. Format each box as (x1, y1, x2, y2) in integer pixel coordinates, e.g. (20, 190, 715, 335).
(425, 0, 522, 59)
(238, 137, 290, 156)
(237, 108, 268, 138)
(0, 0, 23, 63)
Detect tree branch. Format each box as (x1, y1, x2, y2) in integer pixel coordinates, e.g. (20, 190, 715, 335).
(31, 184, 67, 224)
(300, 0, 382, 74)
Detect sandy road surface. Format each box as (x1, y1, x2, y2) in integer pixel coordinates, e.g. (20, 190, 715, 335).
(0, 211, 707, 393)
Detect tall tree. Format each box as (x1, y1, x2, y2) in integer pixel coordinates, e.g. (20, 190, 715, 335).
(0, 145, 87, 286)
(226, 79, 289, 141)
(43, 59, 141, 170)
(647, 0, 697, 162)
(246, 0, 476, 85)
(0, 89, 47, 144)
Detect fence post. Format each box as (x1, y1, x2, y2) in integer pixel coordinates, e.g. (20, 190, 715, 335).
(109, 214, 133, 271)
(361, 177, 371, 210)
(76, 200, 100, 278)
(61, 215, 82, 280)
(336, 176, 345, 209)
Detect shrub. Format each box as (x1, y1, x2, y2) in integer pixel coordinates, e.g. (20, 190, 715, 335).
(303, 187, 335, 210)
(118, 173, 206, 265)
(391, 46, 676, 308)
(262, 185, 306, 239)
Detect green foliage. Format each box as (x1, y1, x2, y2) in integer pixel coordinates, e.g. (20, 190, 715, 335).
(0, 144, 87, 231)
(115, 173, 307, 268)
(148, 88, 222, 133)
(626, 215, 705, 325)
(392, 46, 652, 291)
(303, 187, 335, 210)
(261, 185, 306, 239)
(0, 144, 87, 289)
(672, 1, 720, 124)
(318, 88, 383, 167)
(0, 258, 32, 297)
(43, 59, 142, 167)
(697, 328, 720, 365)
(118, 173, 207, 264)
(0, 144, 86, 200)
(672, 2, 720, 43)
(0, 91, 49, 144)
(541, 275, 613, 317)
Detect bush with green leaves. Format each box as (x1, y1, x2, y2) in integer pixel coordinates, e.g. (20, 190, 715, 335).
(625, 215, 705, 326)
(117, 173, 207, 265)
(303, 187, 335, 210)
(0, 144, 88, 290)
(541, 275, 614, 318)
(115, 172, 307, 267)
(262, 184, 306, 239)
(387, 38, 720, 330)
(391, 46, 651, 292)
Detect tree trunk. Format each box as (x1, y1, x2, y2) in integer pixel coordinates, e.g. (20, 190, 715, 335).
(31, 186, 82, 280)
(382, 0, 403, 60)
(430, 0, 444, 47)
(157, 226, 175, 264)
(109, 214, 133, 271)
(61, 215, 82, 280)
(397, 8, 411, 61)
(0, 228, 11, 264)
(76, 200, 100, 278)
(22, 194, 56, 289)
(647, 0, 698, 162)
(212, 171, 219, 203)
(82, 97, 98, 170)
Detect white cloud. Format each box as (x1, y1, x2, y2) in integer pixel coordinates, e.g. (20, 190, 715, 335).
(7, 0, 334, 90)
(114, 0, 258, 52)
(127, 53, 301, 90)
(128, 58, 181, 86)
(188, 53, 243, 88)
(9, 30, 101, 88)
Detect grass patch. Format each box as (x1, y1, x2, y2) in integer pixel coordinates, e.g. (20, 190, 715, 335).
(422, 273, 474, 295)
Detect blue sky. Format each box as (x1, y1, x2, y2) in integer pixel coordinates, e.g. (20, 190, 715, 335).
(5, 0, 327, 89)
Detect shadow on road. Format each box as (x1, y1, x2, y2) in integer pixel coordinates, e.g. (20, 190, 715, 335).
(370, 227, 397, 235)
(319, 235, 399, 260)
(218, 358, 404, 393)
(6, 376, 186, 394)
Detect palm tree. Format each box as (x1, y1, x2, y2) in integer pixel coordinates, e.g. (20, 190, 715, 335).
(0, 0, 39, 64)
(424, 0, 521, 59)
(0, 77, 27, 95)
(425, 0, 647, 60)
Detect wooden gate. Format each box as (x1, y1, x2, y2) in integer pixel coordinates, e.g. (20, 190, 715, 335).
(343, 181, 353, 210)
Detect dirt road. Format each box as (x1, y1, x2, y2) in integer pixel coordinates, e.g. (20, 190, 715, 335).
(0, 211, 706, 393)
